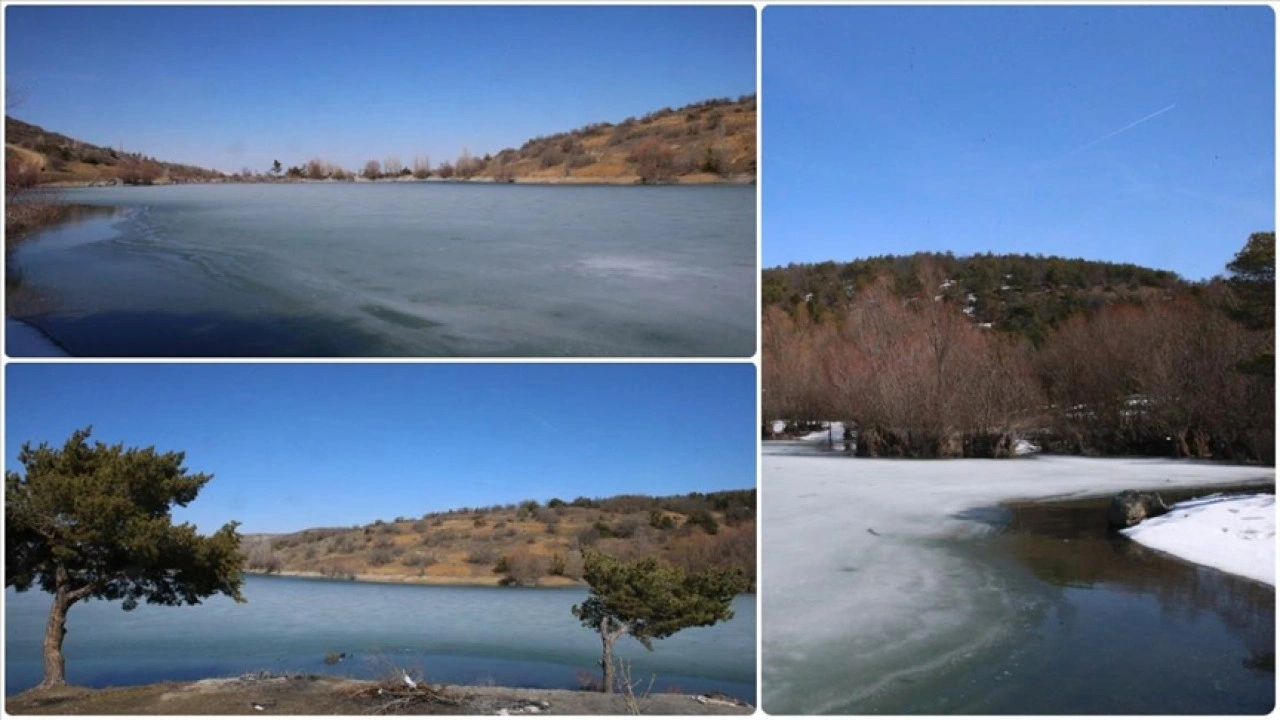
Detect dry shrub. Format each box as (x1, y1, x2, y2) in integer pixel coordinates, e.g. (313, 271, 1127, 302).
(628, 141, 677, 184)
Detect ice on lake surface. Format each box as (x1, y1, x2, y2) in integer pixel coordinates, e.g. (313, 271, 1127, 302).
(6, 183, 755, 357)
(763, 435, 1275, 714)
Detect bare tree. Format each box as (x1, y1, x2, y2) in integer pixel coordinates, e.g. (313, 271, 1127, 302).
(412, 155, 431, 179)
(456, 148, 479, 180)
(305, 158, 328, 180)
(362, 159, 382, 180)
(384, 156, 403, 177)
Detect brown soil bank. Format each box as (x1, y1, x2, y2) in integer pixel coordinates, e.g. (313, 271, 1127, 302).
(6, 675, 753, 715)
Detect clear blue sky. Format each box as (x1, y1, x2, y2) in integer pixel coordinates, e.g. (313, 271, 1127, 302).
(5, 5, 755, 174)
(5, 364, 756, 535)
(764, 5, 1274, 280)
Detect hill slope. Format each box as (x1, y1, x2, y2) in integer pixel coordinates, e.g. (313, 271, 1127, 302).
(7, 94, 756, 187)
(764, 252, 1190, 344)
(6, 116, 225, 185)
(241, 489, 755, 588)
(477, 95, 756, 183)
(762, 246, 1273, 463)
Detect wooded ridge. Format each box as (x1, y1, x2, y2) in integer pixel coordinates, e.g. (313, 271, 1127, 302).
(763, 239, 1275, 463)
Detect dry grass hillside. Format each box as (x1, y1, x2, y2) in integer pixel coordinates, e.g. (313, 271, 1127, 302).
(6, 116, 224, 186)
(7, 94, 755, 188)
(242, 490, 755, 589)
(477, 95, 756, 184)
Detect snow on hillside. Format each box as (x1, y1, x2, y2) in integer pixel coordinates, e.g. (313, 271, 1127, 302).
(1122, 494, 1275, 586)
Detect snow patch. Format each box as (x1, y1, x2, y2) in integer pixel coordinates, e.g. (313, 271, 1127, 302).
(1122, 494, 1275, 586)
(1012, 438, 1040, 455)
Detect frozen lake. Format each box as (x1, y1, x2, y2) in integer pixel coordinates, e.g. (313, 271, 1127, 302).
(6, 183, 755, 357)
(5, 575, 756, 701)
(762, 439, 1274, 714)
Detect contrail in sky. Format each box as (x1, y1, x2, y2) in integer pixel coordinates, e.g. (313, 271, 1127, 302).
(1072, 103, 1177, 154)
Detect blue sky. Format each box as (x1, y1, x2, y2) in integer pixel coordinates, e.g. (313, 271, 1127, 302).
(5, 364, 756, 534)
(5, 5, 755, 174)
(764, 6, 1274, 280)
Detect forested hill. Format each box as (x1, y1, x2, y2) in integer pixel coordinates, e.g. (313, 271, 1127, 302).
(240, 489, 755, 589)
(763, 252, 1191, 344)
(763, 235, 1273, 464)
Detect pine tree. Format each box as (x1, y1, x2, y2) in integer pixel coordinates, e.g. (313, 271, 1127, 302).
(571, 551, 746, 693)
(5, 428, 245, 689)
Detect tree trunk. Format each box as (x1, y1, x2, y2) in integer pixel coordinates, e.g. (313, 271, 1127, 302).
(599, 618, 616, 694)
(596, 617, 631, 694)
(39, 589, 72, 689)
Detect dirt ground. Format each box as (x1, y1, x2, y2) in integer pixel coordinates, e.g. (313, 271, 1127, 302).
(5, 674, 753, 715)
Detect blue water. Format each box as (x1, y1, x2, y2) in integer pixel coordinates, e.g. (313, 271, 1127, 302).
(4, 575, 756, 701)
(7, 183, 756, 357)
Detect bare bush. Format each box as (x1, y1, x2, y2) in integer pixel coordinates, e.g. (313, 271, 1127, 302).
(465, 545, 499, 565)
(456, 149, 480, 179)
(305, 158, 328, 180)
(628, 141, 677, 184)
(412, 155, 431, 179)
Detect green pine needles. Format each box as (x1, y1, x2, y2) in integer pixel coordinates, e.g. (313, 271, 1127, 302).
(572, 550, 747, 693)
(5, 427, 245, 689)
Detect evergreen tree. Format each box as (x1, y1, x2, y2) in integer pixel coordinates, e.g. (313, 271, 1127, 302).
(571, 551, 746, 693)
(5, 428, 245, 689)
(1227, 231, 1275, 332)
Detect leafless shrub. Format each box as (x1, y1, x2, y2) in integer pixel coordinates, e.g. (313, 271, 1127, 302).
(465, 545, 499, 565)
(628, 141, 677, 184)
(412, 155, 431, 179)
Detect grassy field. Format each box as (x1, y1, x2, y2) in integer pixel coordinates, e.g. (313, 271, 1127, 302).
(242, 490, 755, 588)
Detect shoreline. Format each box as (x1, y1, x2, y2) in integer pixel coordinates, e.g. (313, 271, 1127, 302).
(245, 568, 587, 588)
(247, 570, 758, 595)
(39, 173, 755, 189)
(761, 437, 1276, 468)
(6, 675, 754, 715)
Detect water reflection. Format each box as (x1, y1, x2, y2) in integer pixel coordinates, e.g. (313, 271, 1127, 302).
(995, 486, 1275, 711)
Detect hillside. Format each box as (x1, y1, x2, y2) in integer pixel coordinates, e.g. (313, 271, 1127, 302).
(5, 116, 225, 186)
(763, 240, 1273, 463)
(764, 252, 1189, 345)
(241, 489, 755, 589)
(7, 94, 756, 188)
(280, 95, 756, 184)
(476, 95, 756, 184)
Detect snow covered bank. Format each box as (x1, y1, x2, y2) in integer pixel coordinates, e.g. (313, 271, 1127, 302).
(1122, 494, 1275, 586)
(762, 442, 1273, 713)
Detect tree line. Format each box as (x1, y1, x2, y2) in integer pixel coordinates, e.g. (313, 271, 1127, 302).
(235, 94, 756, 185)
(764, 234, 1275, 464)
